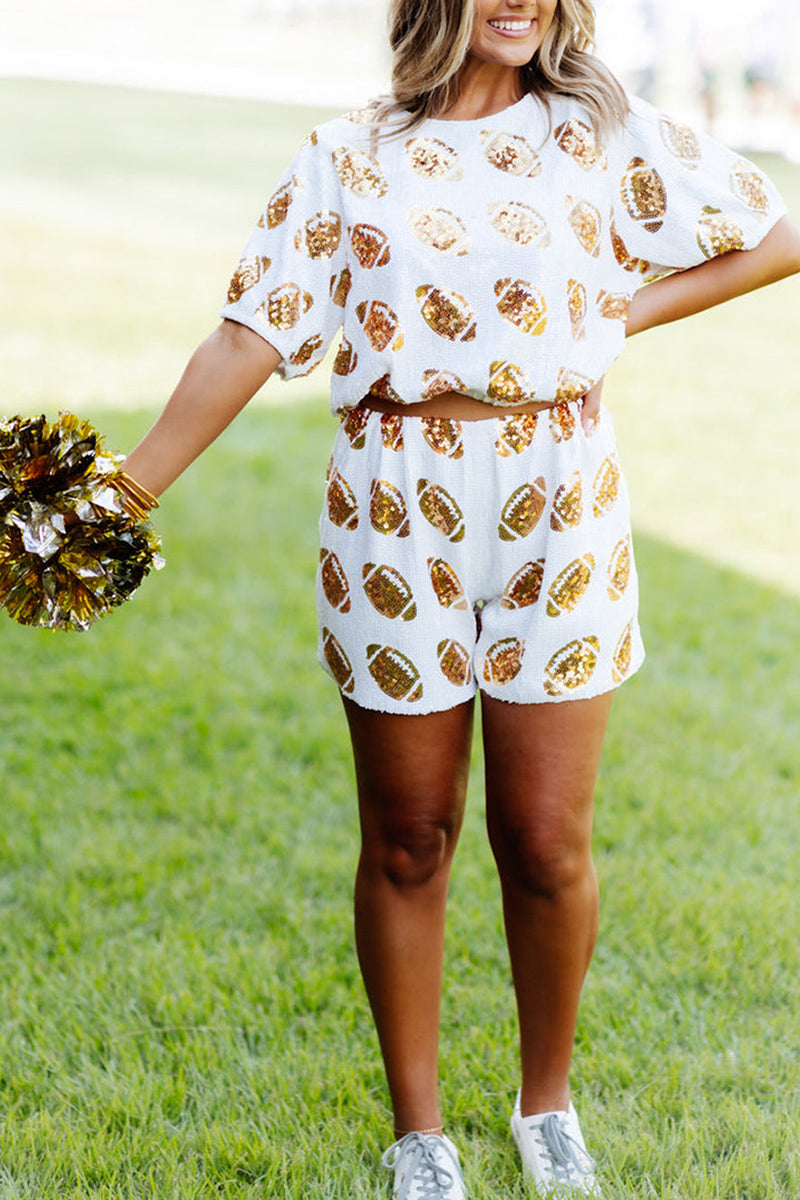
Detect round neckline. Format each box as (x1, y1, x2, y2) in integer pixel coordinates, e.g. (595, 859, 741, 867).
(416, 92, 533, 127)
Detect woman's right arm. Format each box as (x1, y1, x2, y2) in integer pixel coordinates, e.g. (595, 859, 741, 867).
(122, 319, 282, 498)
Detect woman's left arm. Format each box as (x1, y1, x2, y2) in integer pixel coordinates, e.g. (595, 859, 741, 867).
(579, 215, 800, 430)
(625, 215, 800, 338)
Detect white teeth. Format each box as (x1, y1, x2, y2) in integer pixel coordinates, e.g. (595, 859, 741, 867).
(489, 19, 533, 31)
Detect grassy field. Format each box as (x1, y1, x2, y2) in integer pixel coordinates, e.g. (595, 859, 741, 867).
(1, 80, 800, 1198)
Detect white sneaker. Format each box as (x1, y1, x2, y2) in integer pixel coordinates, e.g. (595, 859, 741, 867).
(510, 1091, 600, 1197)
(381, 1131, 466, 1200)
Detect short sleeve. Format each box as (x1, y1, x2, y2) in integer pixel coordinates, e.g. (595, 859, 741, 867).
(610, 97, 788, 280)
(220, 130, 347, 380)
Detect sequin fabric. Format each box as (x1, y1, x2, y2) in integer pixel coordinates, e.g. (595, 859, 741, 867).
(317, 403, 643, 712)
(220, 94, 786, 414)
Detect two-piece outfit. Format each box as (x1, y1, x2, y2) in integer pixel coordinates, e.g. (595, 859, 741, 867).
(221, 93, 785, 714)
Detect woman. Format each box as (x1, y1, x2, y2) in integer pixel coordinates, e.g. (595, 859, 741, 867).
(121, 1, 800, 1195)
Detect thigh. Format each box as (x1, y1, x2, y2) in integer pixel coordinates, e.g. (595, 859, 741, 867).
(481, 690, 614, 853)
(342, 696, 475, 837)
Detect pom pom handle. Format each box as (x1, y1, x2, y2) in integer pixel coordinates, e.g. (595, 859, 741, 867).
(112, 472, 160, 521)
(0, 413, 165, 631)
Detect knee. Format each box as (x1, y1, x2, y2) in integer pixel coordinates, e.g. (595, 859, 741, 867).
(363, 810, 458, 890)
(491, 813, 591, 899)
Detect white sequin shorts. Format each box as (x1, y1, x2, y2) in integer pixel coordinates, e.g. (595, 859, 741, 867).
(316, 400, 645, 713)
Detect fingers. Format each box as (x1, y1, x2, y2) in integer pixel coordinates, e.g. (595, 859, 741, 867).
(580, 376, 605, 434)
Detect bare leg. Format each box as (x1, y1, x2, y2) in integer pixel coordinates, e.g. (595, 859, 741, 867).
(481, 690, 614, 1117)
(342, 696, 475, 1137)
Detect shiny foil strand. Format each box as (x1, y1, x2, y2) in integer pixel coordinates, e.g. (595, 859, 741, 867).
(0, 413, 164, 631)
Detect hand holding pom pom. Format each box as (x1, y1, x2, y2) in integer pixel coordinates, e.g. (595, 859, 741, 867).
(0, 413, 164, 631)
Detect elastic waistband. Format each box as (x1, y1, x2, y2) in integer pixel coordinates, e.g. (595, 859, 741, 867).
(355, 391, 563, 423)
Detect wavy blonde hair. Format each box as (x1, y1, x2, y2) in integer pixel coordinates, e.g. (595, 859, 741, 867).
(374, 0, 628, 141)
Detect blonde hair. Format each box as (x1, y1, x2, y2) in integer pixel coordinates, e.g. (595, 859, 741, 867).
(374, 0, 628, 141)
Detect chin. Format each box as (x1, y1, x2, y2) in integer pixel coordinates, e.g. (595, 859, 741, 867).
(473, 37, 541, 68)
(475, 47, 537, 68)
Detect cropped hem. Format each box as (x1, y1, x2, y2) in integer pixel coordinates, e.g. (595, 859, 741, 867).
(318, 645, 646, 713)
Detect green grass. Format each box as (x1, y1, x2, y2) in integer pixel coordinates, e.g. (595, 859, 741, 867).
(0, 79, 338, 415)
(1, 80, 800, 1197)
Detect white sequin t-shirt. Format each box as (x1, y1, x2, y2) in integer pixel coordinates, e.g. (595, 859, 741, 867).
(220, 93, 786, 412)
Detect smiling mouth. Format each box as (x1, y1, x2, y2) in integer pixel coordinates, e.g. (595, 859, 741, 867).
(488, 18, 535, 33)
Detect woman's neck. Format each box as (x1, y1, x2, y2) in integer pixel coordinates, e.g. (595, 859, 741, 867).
(438, 62, 525, 121)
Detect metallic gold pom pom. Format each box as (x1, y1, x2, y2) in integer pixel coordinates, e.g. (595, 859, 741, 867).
(0, 413, 163, 631)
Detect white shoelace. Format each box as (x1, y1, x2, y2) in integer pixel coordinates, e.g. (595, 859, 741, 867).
(381, 1132, 462, 1199)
